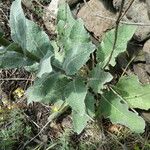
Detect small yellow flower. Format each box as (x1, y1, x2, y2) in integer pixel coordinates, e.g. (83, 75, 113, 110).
(52, 106, 59, 112)
(13, 88, 24, 99)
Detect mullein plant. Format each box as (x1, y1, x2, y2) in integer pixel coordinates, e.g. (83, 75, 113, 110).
(0, 0, 149, 134)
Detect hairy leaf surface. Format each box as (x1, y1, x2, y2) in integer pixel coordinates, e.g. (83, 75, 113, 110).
(65, 78, 87, 115)
(114, 75, 150, 110)
(63, 42, 95, 75)
(37, 52, 54, 77)
(27, 73, 70, 103)
(57, 4, 95, 75)
(0, 51, 33, 68)
(100, 91, 145, 133)
(0, 43, 36, 69)
(97, 25, 136, 67)
(85, 92, 95, 118)
(88, 64, 113, 93)
(72, 92, 95, 134)
(10, 0, 53, 59)
(57, 4, 75, 45)
(72, 110, 89, 134)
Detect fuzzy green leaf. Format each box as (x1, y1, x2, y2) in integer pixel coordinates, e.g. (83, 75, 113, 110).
(100, 91, 145, 133)
(72, 93, 95, 134)
(57, 4, 95, 75)
(24, 62, 39, 73)
(62, 20, 95, 75)
(57, 3, 75, 44)
(63, 42, 95, 75)
(72, 92, 95, 134)
(88, 64, 113, 93)
(57, 3, 75, 24)
(27, 73, 70, 103)
(0, 51, 33, 69)
(10, 0, 53, 59)
(72, 110, 89, 134)
(97, 25, 136, 67)
(65, 78, 87, 115)
(69, 19, 90, 44)
(114, 75, 150, 110)
(85, 92, 95, 118)
(37, 52, 53, 77)
(51, 41, 65, 70)
(0, 43, 35, 69)
(5, 43, 23, 53)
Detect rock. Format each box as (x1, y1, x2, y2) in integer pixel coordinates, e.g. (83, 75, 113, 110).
(133, 63, 150, 84)
(145, 64, 150, 74)
(143, 39, 150, 64)
(143, 39, 150, 74)
(113, 0, 150, 42)
(126, 1, 150, 42)
(77, 0, 116, 40)
(146, 0, 150, 19)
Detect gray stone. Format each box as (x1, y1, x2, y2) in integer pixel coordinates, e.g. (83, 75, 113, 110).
(143, 39, 150, 64)
(133, 63, 150, 84)
(77, 0, 116, 40)
(146, 0, 150, 19)
(113, 0, 150, 42)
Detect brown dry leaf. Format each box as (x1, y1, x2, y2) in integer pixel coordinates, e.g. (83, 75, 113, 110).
(77, 0, 116, 40)
(108, 124, 123, 135)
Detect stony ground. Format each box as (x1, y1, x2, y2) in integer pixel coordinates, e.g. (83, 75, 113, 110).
(0, 0, 150, 150)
